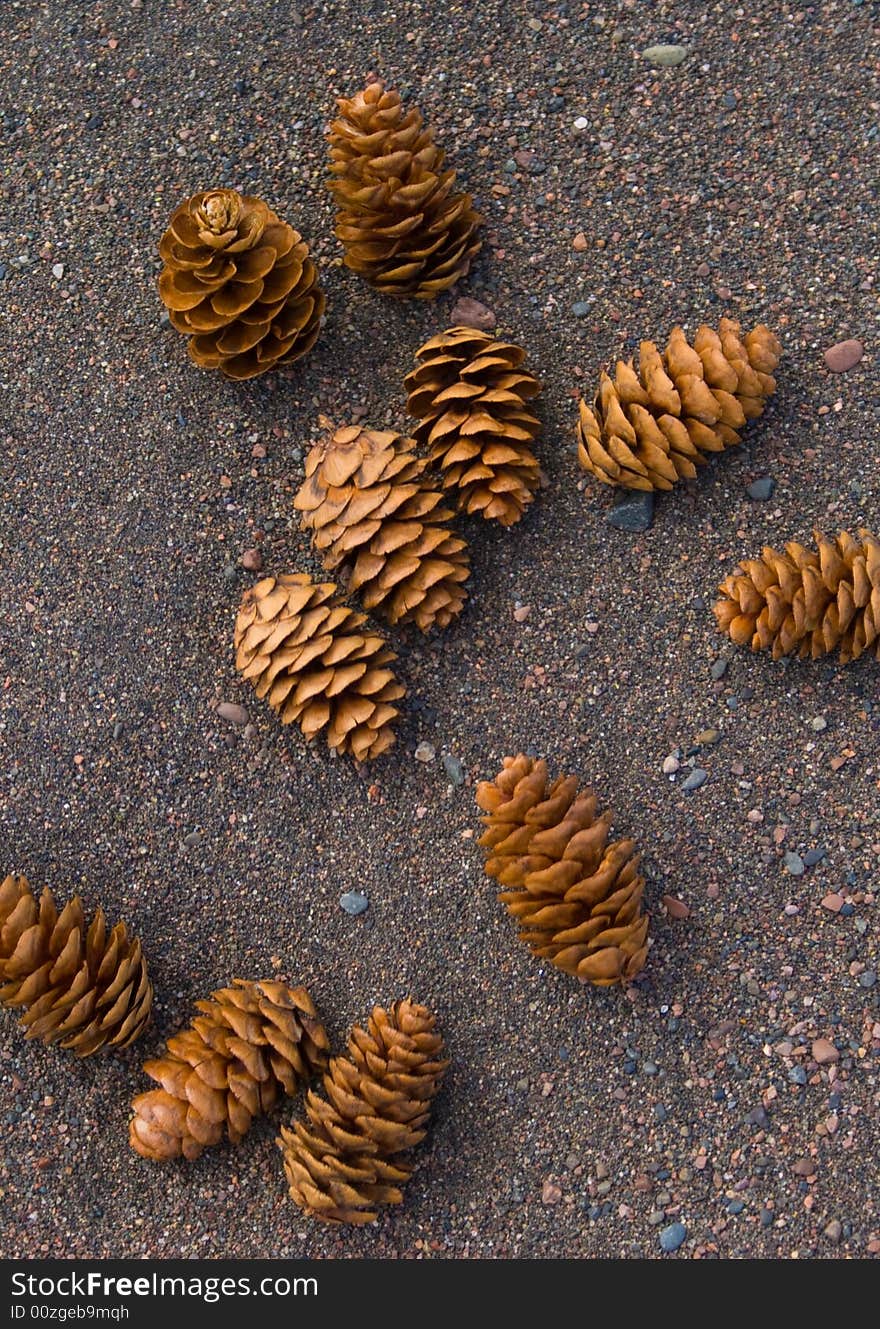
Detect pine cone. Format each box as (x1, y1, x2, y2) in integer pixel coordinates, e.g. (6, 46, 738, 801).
(158, 188, 324, 379)
(0, 873, 152, 1056)
(234, 573, 405, 762)
(475, 756, 649, 987)
(326, 79, 481, 299)
(715, 529, 880, 663)
(404, 326, 543, 526)
(130, 980, 328, 1161)
(577, 319, 782, 491)
(294, 423, 471, 632)
(278, 999, 447, 1225)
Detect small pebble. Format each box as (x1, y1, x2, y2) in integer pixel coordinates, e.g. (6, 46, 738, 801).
(642, 44, 689, 66)
(823, 339, 864, 373)
(659, 1221, 687, 1252)
(747, 476, 775, 501)
(443, 753, 466, 786)
(859, 971, 876, 989)
(339, 891, 369, 916)
(414, 742, 436, 763)
(607, 490, 654, 533)
(810, 716, 827, 731)
(52, 263, 65, 279)
(217, 702, 248, 726)
(662, 755, 680, 774)
(710, 658, 729, 680)
(572, 301, 590, 317)
(573, 232, 588, 252)
(695, 728, 720, 746)
(681, 769, 707, 792)
(449, 296, 496, 330)
(812, 1039, 839, 1066)
(784, 852, 805, 876)
(662, 895, 690, 920)
(823, 1219, 843, 1245)
(240, 548, 263, 572)
(804, 848, 826, 867)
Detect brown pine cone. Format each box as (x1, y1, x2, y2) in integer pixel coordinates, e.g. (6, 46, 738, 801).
(158, 188, 324, 379)
(715, 528, 880, 662)
(577, 319, 782, 491)
(326, 79, 481, 299)
(130, 980, 328, 1161)
(475, 756, 649, 987)
(404, 325, 543, 526)
(234, 573, 405, 762)
(278, 999, 447, 1225)
(294, 422, 471, 633)
(0, 873, 152, 1056)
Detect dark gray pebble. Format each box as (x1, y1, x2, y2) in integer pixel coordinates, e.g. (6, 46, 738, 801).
(681, 769, 707, 792)
(747, 476, 776, 500)
(607, 490, 654, 533)
(443, 753, 466, 786)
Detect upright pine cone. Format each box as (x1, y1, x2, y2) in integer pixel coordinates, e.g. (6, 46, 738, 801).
(130, 980, 328, 1161)
(326, 79, 481, 299)
(157, 188, 325, 379)
(577, 319, 782, 491)
(234, 574, 405, 762)
(294, 423, 471, 632)
(715, 529, 880, 662)
(404, 326, 543, 526)
(278, 999, 447, 1225)
(475, 756, 649, 987)
(0, 873, 152, 1055)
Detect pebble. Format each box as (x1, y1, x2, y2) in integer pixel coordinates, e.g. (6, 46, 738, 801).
(747, 476, 776, 501)
(662, 755, 680, 774)
(414, 742, 436, 763)
(572, 301, 590, 317)
(804, 848, 826, 867)
(443, 753, 466, 786)
(788, 1066, 807, 1086)
(240, 548, 263, 572)
(710, 657, 729, 680)
(112, 721, 124, 739)
(821, 893, 843, 913)
(541, 1180, 562, 1205)
(339, 891, 369, 916)
(449, 296, 496, 330)
(695, 729, 719, 746)
(681, 769, 707, 792)
(727, 1199, 745, 1215)
(812, 1039, 839, 1065)
(573, 116, 588, 131)
(607, 490, 654, 533)
(859, 970, 876, 989)
(52, 263, 65, 279)
(572, 232, 588, 252)
(823, 1220, 843, 1244)
(662, 895, 690, 920)
(659, 1222, 687, 1252)
(216, 702, 248, 726)
(784, 852, 805, 876)
(810, 716, 827, 732)
(823, 339, 864, 373)
(792, 1158, 815, 1176)
(642, 44, 689, 67)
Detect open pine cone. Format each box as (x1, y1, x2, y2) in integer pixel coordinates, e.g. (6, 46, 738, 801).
(278, 999, 447, 1225)
(234, 573, 405, 761)
(0, 873, 152, 1056)
(130, 980, 328, 1161)
(294, 422, 471, 633)
(404, 325, 543, 526)
(577, 319, 782, 491)
(158, 188, 325, 379)
(326, 79, 481, 299)
(715, 529, 880, 662)
(476, 756, 649, 987)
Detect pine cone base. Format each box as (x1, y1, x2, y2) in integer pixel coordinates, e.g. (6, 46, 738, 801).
(476, 757, 649, 986)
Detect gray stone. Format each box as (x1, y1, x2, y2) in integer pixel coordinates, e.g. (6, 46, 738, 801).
(607, 490, 654, 533)
(804, 848, 826, 867)
(112, 721, 124, 739)
(823, 1219, 843, 1244)
(572, 301, 590, 317)
(217, 702, 248, 726)
(340, 891, 369, 916)
(747, 476, 776, 501)
(443, 753, 466, 785)
(784, 852, 805, 876)
(642, 44, 689, 67)
(659, 1221, 687, 1252)
(710, 657, 729, 680)
(859, 970, 876, 989)
(682, 769, 707, 792)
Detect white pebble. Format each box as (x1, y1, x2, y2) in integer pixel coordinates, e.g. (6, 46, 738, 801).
(662, 755, 680, 775)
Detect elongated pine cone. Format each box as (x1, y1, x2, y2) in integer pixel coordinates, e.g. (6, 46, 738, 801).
(715, 529, 880, 663)
(234, 574, 405, 761)
(326, 79, 481, 299)
(404, 326, 543, 526)
(158, 188, 325, 379)
(294, 423, 471, 632)
(0, 873, 152, 1055)
(278, 999, 447, 1225)
(577, 318, 782, 491)
(130, 980, 328, 1161)
(475, 756, 649, 987)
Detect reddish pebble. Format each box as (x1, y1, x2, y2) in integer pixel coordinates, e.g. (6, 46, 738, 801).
(541, 1180, 562, 1206)
(662, 895, 690, 920)
(251, 443, 267, 458)
(823, 339, 863, 373)
(513, 604, 531, 622)
(792, 1158, 816, 1177)
(449, 296, 496, 330)
(821, 893, 843, 913)
(573, 232, 588, 252)
(812, 1038, 839, 1066)
(240, 548, 263, 572)
(217, 702, 248, 726)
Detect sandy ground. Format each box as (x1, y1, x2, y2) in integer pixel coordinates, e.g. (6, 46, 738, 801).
(1, 0, 878, 1259)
